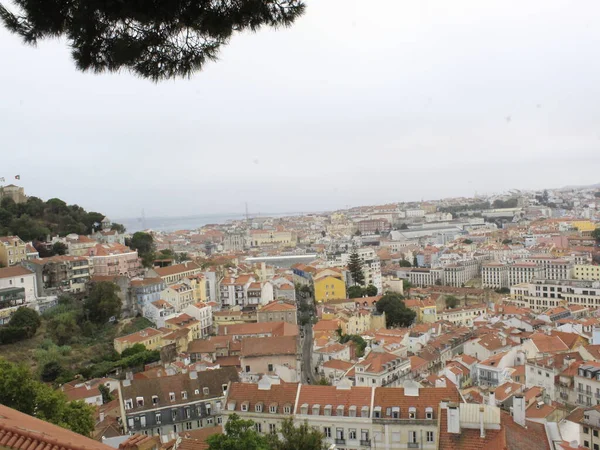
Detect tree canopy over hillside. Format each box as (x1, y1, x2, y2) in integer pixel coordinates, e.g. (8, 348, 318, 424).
(0, 196, 123, 240)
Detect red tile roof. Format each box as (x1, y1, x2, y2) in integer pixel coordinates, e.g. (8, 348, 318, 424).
(240, 335, 297, 357)
(373, 385, 460, 419)
(438, 408, 506, 450)
(0, 403, 112, 450)
(297, 385, 372, 416)
(226, 382, 298, 413)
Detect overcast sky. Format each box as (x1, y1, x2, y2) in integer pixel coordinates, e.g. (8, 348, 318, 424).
(1, 0, 600, 219)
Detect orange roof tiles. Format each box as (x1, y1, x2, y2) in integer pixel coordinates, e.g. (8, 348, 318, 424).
(226, 382, 298, 413)
(0, 266, 34, 279)
(240, 335, 297, 357)
(438, 408, 506, 450)
(373, 385, 460, 419)
(0, 403, 112, 450)
(297, 385, 372, 416)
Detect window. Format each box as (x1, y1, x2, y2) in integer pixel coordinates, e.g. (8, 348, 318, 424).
(595, 430, 599, 438)
(185, 408, 191, 419)
(155, 413, 161, 424)
(425, 407, 433, 419)
(594, 444, 599, 450)
(408, 407, 416, 419)
(127, 418, 134, 428)
(171, 410, 177, 420)
(255, 423, 262, 433)
(241, 403, 248, 412)
(270, 405, 277, 413)
(268, 364, 274, 372)
(256, 403, 263, 413)
(207, 418, 214, 425)
(203, 387, 210, 395)
(427, 431, 434, 443)
(181, 391, 187, 400)
(125, 399, 133, 410)
(169, 392, 176, 402)
(323, 427, 331, 438)
(284, 405, 292, 414)
(194, 389, 200, 395)
(140, 416, 146, 427)
(152, 395, 159, 405)
(336, 428, 344, 440)
(546, 373, 550, 378)
(584, 441, 589, 448)
(268, 423, 277, 433)
(246, 366, 251, 372)
(374, 407, 381, 418)
(349, 429, 357, 440)
(409, 431, 417, 443)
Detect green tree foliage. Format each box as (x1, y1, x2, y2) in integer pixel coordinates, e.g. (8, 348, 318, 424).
(375, 293, 416, 328)
(438, 201, 491, 215)
(40, 360, 64, 382)
(592, 228, 600, 243)
(8, 307, 41, 337)
(364, 284, 378, 296)
(52, 242, 68, 255)
(47, 312, 81, 345)
(339, 334, 367, 358)
(347, 248, 365, 286)
(207, 414, 270, 450)
(0, 359, 95, 436)
(492, 198, 518, 208)
(399, 223, 409, 230)
(399, 259, 412, 267)
(267, 418, 327, 450)
(98, 384, 113, 404)
(84, 281, 122, 324)
(463, 239, 473, 245)
(0, 195, 113, 239)
(128, 232, 156, 268)
(121, 343, 147, 358)
(110, 223, 126, 233)
(316, 378, 331, 386)
(413, 255, 418, 267)
(347, 285, 364, 299)
(445, 295, 459, 309)
(0, 0, 305, 81)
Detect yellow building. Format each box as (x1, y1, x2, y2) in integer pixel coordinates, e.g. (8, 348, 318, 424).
(405, 298, 438, 324)
(313, 268, 347, 303)
(248, 229, 297, 248)
(571, 220, 597, 233)
(113, 327, 163, 354)
(574, 265, 600, 281)
(0, 236, 27, 267)
(185, 274, 207, 302)
(164, 313, 202, 339)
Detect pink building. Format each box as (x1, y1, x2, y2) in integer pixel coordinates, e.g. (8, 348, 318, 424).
(88, 243, 143, 278)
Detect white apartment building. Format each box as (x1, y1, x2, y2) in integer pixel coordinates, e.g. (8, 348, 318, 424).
(408, 268, 444, 287)
(184, 302, 214, 337)
(524, 256, 573, 281)
(225, 377, 463, 450)
(575, 363, 600, 408)
(508, 263, 544, 286)
(442, 260, 479, 287)
(162, 283, 195, 312)
(482, 263, 509, 289)
(0, 266, 37, 325)
(438, 304, 487, 327)
(510, 279, 600, 312)
(354, 351, 411, 387)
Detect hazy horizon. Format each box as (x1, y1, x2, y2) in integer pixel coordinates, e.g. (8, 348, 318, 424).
(3, 0, 600, 218)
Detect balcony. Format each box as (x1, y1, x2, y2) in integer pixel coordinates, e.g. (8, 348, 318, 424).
(360, 440, 371, 447)
(335, 439, 346, 445)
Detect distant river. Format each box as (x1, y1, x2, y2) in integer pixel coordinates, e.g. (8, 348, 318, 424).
(117, 211, 308, 233)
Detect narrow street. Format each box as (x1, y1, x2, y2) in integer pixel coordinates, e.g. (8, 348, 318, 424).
(301, 321, 316, 384)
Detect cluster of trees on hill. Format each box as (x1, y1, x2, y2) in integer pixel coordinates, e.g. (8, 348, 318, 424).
(0, 196, 124, 241)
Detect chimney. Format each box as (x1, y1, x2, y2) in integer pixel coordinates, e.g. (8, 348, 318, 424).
(513, 395, 526, 427)
(189, 371, 198, 380)
(479, 406, 486, 438)
(126, 371, 133, 380)
(440, 398, 450, 409)
(447, 403, 460, 434)
(488, 390, 495, 406)
(99, 412, 105, 423)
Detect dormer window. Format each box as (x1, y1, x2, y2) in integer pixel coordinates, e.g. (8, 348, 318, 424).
(241, 401, 249, 412)
(270, 404, 277, 414)
(284, 405, 292, 415)
(425, 407, 433, 419)
(336, 405, 344, 416)
(312, 404, 320, 415)
(255, 403, 263, 413)
(194, 389, 200, 395)
(386, 407, 392, 417)
(301, 403, 309, 415)
(349, 405, 357, 417)
(324, 405, 332, 416)
(408, 407, 416, 419)
(361, 406, 369, 418)
(222, 384, 228, 393)
(181, 391, 188, 400)
(125, 399, 133, 410)
(374, 406, 382, 418)
(136, 397, 144, 407)
(169, 392, 176, 402)
(203, 387, 210, 395)
(152, 395, 159, 405)
(392, 407, 400, 419)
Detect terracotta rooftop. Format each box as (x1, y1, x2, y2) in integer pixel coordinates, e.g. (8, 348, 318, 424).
(154, 262, 201, 277)
(297, 385, 372, 416)
(0, 266, 34, 279)
(0, 403, 112, 450)
(260, 301, 296, 312)
(114, 327, 163, 345)
(438, 408, 506, 450)
(373, 385, 460, 419)
(226, 381, 298, 413)
(240, 335, 297, 358)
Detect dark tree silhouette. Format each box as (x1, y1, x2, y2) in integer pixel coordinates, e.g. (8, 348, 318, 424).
(0, 0, 305, 81)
